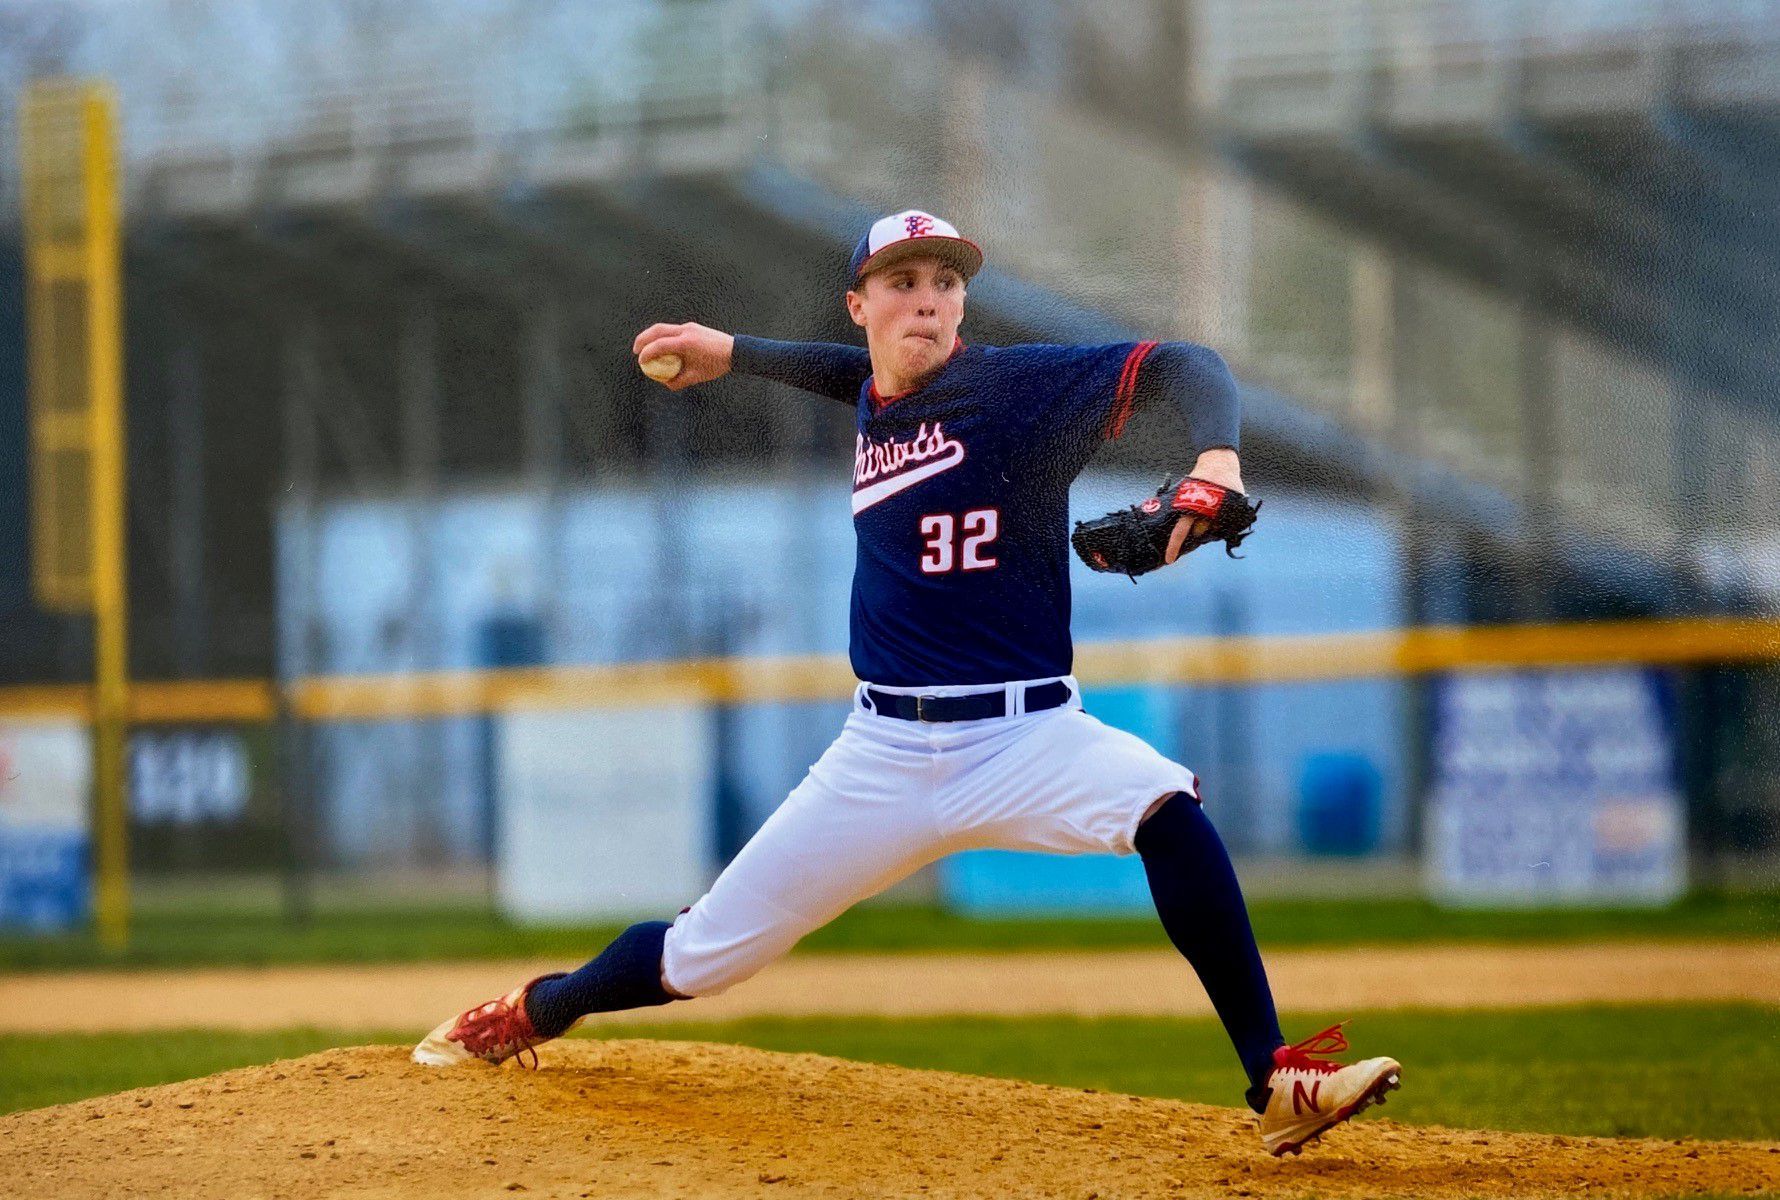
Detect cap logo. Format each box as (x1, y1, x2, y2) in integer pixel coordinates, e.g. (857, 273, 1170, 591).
(850, 209, 981, 286)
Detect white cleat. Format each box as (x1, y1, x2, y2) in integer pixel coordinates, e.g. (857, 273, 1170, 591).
(1255, 1023, 1402, 1157)
(412, 974, 568, 1069)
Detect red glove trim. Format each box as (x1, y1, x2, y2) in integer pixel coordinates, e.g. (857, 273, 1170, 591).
(1170, 477, 1228, 518)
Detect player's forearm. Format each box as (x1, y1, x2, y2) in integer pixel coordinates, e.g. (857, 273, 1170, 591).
(1135, 342, 1241, 458)
(731, 335, 873, 405)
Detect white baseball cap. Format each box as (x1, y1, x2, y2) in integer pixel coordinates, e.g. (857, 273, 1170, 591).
(848, 210, 984, 286)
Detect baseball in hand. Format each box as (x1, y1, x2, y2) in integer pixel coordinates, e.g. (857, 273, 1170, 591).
(640, 353, 683, 382)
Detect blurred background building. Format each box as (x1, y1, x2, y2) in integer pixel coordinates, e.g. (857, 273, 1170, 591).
(1, 0, 1776, 920)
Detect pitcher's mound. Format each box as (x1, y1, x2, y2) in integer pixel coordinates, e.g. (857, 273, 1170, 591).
(3, 1039, 1773, 1198)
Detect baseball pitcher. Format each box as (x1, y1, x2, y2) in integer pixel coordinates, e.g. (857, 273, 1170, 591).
(416, 210, 1401, 1156)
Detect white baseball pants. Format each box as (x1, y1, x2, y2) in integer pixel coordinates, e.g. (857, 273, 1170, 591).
(660, 676, 1199, 998)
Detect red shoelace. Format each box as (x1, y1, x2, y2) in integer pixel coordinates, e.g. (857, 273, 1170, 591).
(1272, 1022, 1349, 1075)
(454, 997, 540, 1070)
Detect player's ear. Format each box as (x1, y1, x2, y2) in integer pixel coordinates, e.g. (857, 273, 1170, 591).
(844, 286, 868, 328)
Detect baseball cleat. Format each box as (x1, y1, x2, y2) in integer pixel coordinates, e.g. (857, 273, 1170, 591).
(411, 973, 571, 1068)
(1254, 1022, 1401, 1157)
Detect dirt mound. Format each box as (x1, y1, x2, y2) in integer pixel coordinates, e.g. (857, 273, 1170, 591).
(4, 1041, 1775, 1199)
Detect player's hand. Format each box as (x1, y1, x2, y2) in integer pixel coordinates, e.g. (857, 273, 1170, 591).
(1164, 450, 1244, 565)
(1164, 514, 1207, 565)
(631, 322, 735, 391)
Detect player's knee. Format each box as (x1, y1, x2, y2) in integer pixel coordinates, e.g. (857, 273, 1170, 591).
(660, 922, 742, 999)
(658, 949, 748, 1000)
(659, 913, 784, 999)
(1134, 790, 1211, 855)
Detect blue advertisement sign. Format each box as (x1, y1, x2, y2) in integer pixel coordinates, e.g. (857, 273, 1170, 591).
(0, 722, 92, 932)
(1425, 668, 1686, 906)
(0, 828, 88, 930)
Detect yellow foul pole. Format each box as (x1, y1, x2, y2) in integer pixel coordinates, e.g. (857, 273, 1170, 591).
(20, 80, 129, 949)
(84, 88, 129, 952)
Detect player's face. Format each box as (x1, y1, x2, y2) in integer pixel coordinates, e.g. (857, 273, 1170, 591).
(846, 257, 966, 388)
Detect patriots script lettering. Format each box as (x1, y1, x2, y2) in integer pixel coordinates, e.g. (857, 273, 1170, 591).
(854, 421, 961, 485)
(851, 422, 967, 514)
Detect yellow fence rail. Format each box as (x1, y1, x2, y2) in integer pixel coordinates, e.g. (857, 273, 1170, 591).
(2, 616, 1776, 726)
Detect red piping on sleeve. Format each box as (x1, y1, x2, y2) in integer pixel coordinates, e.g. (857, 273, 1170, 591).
(1102, 340, 1159, 440)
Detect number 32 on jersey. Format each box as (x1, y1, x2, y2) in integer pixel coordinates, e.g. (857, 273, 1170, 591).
(919, 508, 1000, 574)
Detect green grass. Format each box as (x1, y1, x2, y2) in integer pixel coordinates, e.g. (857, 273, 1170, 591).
(0, 1027, 417, 1116)
(3, 1005, 1774, 1144)
(2, 891, 1776, 971)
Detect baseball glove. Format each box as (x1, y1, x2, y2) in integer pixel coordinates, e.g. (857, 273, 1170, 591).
(1071, 476, 1260, 579)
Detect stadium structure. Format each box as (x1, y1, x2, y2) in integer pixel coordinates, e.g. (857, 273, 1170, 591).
(1, 0, 1776, 885)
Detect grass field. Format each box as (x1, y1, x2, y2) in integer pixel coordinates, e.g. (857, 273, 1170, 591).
(4, 1004, 1773, 1144)
(3, 891, 1776, 971)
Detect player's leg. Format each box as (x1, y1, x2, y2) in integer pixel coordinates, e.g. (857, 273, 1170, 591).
(411, 919, 676, 1068)
(947, 697, 1400, 1153)
(1133, 791, 1284, 1090)
(522, 735, 942, 1032)
(946, 706, 1283, 1079)
(658, 714, 945, 999)
(1134, 797, 1401, 1153)
(416, 711, 944, 1065)
(522, 918, 678, 1035)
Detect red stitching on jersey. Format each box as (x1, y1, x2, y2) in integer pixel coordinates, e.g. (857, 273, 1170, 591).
(1102, 340, 1158, 440)
(1100, 355, 1137, 440)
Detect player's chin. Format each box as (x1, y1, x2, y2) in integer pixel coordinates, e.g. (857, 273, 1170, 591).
(900, 334, 944, 370)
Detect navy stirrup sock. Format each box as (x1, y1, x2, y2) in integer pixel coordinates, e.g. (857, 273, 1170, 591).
(1135, 793, 1285, 1097)
(524, 919, 679, 1039)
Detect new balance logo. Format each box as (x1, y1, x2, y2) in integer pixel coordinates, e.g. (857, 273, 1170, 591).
(852, 422, 966, 514)
(1291, 1079, 1323, 1115)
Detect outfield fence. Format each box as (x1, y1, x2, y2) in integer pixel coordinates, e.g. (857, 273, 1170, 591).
(1, 616, 1777, 723)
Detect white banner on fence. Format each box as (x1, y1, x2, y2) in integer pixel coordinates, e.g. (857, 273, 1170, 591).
(1425, 668, 1686, 907)
(496, 706, 714, 922)
(0, 721, 92, 930)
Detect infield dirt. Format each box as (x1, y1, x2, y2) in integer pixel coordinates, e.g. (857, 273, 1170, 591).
(7, 939, 1778, 1033)
(6, 1040, 1776, 1200)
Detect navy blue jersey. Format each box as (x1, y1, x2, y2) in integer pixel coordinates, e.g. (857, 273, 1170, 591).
(851, 339, 1153, 685)
(732, 334, 1239, 687)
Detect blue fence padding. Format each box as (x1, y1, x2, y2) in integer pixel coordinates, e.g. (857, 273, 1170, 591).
(941, 849, 1155, 914)
(1297, 751, 1384, 856)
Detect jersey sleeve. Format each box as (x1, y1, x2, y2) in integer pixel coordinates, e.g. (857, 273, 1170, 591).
(1033, 340, 1240, 448)
(730, 335, 872, 406)
(1022, 340, 1159, 445)
(1123, 342, 1241, 454)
